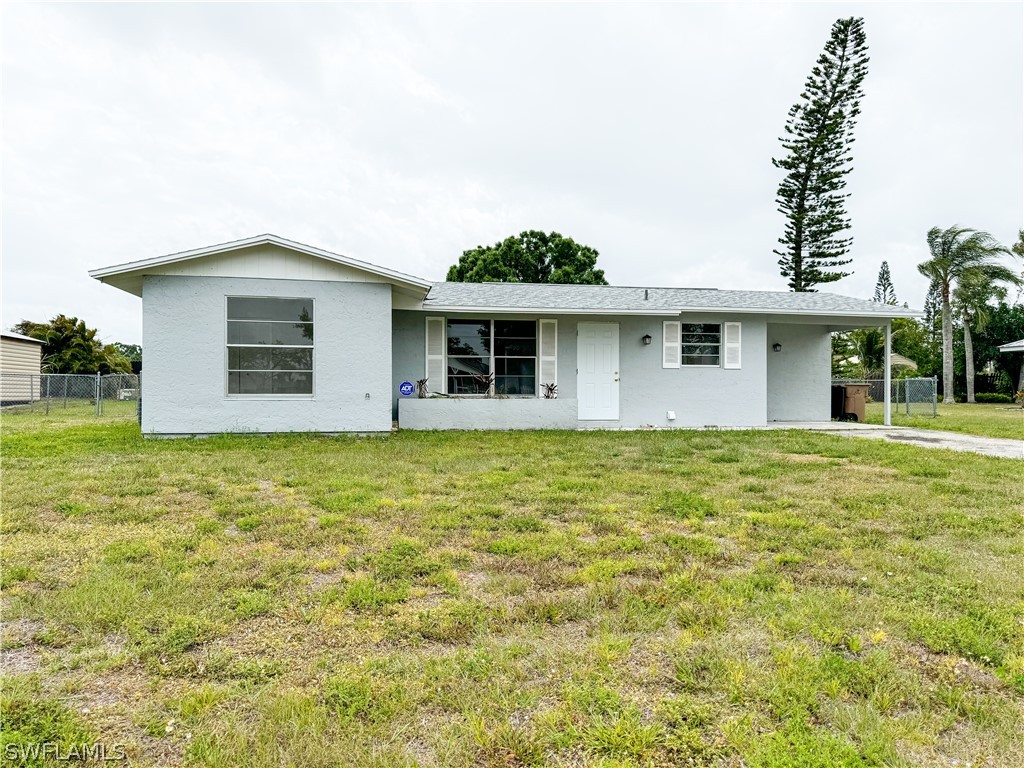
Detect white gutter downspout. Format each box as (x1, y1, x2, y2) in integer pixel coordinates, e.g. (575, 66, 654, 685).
(884, 320, 892, 427)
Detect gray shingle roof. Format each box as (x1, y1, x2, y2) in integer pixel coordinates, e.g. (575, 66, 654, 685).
(424, 282, 921, 318)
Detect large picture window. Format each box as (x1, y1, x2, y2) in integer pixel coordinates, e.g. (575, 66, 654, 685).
(681, 323, 721, 366)
(226, 297, 314, 395)
(446, 320, 537, 396)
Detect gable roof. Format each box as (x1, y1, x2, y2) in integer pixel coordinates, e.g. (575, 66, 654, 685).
(423, 282, 922, 319)
(89, 234, 433, 295)
(998, 338, 1024, 353)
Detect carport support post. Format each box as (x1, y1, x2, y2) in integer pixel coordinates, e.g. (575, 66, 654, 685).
(883, 321, 892, 426)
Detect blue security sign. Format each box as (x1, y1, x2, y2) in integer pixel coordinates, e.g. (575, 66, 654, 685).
(399, 381, 415, 397)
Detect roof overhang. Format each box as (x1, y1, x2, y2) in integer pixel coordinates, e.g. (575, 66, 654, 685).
(998, 339, 1024, 353)
(89, 234, 433, 297)
(420, 304, 922, 321)
(421, 305, 681, 316)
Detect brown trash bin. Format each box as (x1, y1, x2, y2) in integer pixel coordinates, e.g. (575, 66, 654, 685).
(843, 384, 868, 422)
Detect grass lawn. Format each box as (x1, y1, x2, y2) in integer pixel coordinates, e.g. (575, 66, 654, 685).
(864, 402, 1024, 441)
(2, 415, 1023, 767)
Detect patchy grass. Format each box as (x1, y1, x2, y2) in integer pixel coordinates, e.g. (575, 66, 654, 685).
(865, 401, 1024, 440)
(1, 415, 1023, 767)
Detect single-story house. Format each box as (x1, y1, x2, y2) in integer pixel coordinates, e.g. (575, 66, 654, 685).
(1, 331, 46, 405)
(89, 234, 919, 436)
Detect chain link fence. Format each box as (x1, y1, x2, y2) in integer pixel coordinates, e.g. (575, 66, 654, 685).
(832, 376, 937, 418)
(1, 373, 140, 418)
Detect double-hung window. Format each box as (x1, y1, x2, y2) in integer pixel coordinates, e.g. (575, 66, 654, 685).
(680, 323, 721, 366)
(226, 297, 314, 395)
(445, 320, 537, 396)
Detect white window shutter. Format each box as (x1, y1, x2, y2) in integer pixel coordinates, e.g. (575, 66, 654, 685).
(425, 316, 446, 393)
(723, 322, 741, 369)
(538, 319, 557, 394)
(663, 321, 681, 368)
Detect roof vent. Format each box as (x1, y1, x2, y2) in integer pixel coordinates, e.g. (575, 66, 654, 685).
(644, 289, 649, 300)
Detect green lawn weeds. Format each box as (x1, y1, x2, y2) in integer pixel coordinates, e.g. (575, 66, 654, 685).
(1, 415, 1022, 767)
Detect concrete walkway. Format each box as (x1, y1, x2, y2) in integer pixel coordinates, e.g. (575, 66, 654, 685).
(816, 426, 1023, 460)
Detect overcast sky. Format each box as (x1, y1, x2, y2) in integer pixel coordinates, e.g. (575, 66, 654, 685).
(2, 2, 1021, 345)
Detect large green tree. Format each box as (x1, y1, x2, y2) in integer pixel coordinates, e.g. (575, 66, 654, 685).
(953, 275, 1007, 403)
(973, 301, 1024, 393)
(773, 17, 869, 292)
(12, 315, 131, 374)
(873, 260, 896, 304)
(447, 231, 607, 285)
(917, 227, 1019, 403)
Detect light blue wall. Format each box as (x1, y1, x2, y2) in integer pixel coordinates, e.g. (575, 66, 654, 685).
(391, 311, 772, 428)
(766, 322, 832, 422)
(142, 275, 393, 435)
(399, 397, 578, 430)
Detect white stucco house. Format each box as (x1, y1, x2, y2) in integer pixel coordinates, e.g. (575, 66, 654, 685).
(89, 234, 919, 436)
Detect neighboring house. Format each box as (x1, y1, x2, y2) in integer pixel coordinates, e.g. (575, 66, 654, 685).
(0, 331, 45, 405)
(90, 234, 919, 436)
(998, 338, 1024, 391)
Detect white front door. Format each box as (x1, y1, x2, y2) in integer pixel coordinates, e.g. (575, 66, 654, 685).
(577, 322, 619, 420)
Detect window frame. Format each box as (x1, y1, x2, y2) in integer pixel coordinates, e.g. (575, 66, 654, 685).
(679, 322, 722, 368)
(224, 295, 315, 399)
(444, 318, 539, 398)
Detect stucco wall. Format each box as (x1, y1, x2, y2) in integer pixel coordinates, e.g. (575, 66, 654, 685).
(142, 275, 393, 435)
(766, 322, 832, 422)
(399, 397, 578, 430)
(392, 311, 769, 428)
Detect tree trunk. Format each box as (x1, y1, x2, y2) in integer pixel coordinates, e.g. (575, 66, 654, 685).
(941, 287, 955, 404)
(963, 318, 975, 404)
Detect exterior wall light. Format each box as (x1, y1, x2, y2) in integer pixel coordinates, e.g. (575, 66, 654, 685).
(642, 334, 652, 346)
(772, 343, 782, 352)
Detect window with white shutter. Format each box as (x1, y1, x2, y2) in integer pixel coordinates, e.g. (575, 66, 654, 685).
(663, 321, 681, 368)
(425, 316, 446, 394)
(723, 322, 741, 369)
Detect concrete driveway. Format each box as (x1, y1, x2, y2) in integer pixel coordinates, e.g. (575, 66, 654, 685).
(820, 426, 1023, 460)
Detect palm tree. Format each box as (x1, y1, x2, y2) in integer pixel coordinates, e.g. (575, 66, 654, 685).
(953, 275, 1007, 403)
(917, 227, 1018, 404)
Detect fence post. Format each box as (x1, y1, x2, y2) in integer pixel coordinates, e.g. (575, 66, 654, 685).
(95, 373, 101, 417)
(63, 375, 68, 409)
(932, 376, 938, 417)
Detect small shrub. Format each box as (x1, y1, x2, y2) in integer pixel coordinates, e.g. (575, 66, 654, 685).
(974, 393, 1012, 404)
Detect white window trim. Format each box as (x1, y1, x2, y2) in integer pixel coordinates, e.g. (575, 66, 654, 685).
(679, 322, 723, 368)
(224, 295, 316, 399)
(669, 321, 742, 370)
